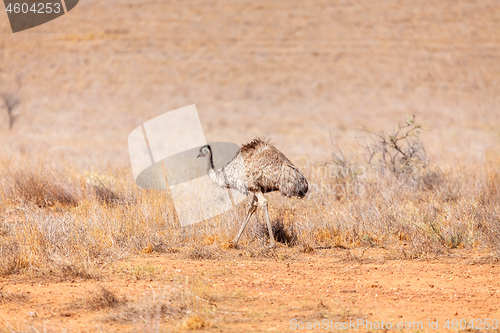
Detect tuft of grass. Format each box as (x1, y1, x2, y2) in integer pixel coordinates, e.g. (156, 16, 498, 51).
(6, 168, 79, 208)
(130, 262, 161, 280)
(84, 285, 124, 310)
(299, 243, 316, 254)
(187, 245, 220, 260)
(89, 183, 126, 206)
(181, 315, 210, 330)
(102, 277, 216, 328)
(0, 285, 30, 304)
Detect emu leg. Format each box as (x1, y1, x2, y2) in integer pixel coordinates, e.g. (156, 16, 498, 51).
(256, 192, 276, 248)
(234, 194, 258, 246)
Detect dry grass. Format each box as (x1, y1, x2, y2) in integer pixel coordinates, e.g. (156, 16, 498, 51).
(78, 285, 124, 310)
(4, 167, 80, 208)
(98, 276, 215, 331)
(0, 286, 30, 305)
(0, 118, 499, 280)
(181, 315, 211, 330)
(186, 245, 221, 260)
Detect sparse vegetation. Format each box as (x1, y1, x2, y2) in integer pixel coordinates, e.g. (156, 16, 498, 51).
(0, 117, 499, 281)
(0, 286, 30, 304)
(364, 116, 429, 180)
(83, 285, 124, 310)
(181, 315, 211, 330)
(97, 277, 215, 329)
(284, 116, 500, 258)
(187, 244, 221, 260)
(4, 167, 80, 208)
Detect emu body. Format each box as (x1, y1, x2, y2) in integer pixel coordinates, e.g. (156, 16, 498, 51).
(197, 138, 308, 247)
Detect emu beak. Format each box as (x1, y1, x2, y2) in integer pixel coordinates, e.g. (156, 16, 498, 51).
(197, 152, 202, 158)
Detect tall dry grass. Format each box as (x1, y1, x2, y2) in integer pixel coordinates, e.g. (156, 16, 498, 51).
(0, 118, 499, 279)
(292, 118, 500, 258)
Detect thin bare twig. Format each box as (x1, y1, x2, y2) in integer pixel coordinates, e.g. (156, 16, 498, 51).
(1, 75, 22, 130)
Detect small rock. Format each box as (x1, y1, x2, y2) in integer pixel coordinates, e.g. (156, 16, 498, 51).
(28, 311, 37, 318)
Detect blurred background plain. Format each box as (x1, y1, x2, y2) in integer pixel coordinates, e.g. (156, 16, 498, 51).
(0, 0, 499, 169)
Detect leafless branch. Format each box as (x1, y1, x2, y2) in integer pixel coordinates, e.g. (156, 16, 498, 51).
(1, 75, 22, 130)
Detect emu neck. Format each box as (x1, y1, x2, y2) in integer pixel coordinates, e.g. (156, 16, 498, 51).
(206, 152, 215, 172)
(205, 152, 228, 188)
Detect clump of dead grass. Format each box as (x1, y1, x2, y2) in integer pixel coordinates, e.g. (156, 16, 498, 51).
(186, 244, 221, 260)
(100, 277, 215, 330)
(181, 315, 211, 330)
(89, 183, 127, 206)
(83, 285, 124, 310)
(0, 285, 30, 304)
(4, 167, 80, 208)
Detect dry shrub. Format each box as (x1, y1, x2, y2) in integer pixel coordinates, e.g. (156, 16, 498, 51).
(84, 286, 124, 310)
(0, 207, 117, 279)
(202, 234, 235, 250)
(293, 116, 500, 258)
(364, 116, 431, 183)
(141, 240, 179, 254)
(0, 164, 182, 278)
(329, 116, 441, 196)
(5, 168, 79, 208)
(85, 171, 134, 207)
(300, 243, 316, 253)
(479, 168, 500, 255)
(89, 183, 126, 206)
(103, 277, 215, 327)
(182, 315, 210, 330)
(187, 245, 220, 260)
(480, 168, 500, 206)
(244, 246, 276, 258)
(111, 302, 178, 324)
(0, 239, 22, 276)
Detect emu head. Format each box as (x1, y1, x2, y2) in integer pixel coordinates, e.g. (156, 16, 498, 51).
(197, 144, 212, 158)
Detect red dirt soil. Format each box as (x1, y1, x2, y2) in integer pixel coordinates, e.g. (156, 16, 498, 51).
(1, 249, 499, 332)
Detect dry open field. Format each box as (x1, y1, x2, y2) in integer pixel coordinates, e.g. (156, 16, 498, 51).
(1, 0, 500, 332)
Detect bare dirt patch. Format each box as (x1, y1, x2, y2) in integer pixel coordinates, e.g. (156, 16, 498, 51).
(0, 249, 498, 332)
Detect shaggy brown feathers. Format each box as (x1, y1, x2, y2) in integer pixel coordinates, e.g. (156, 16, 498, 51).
(198, 137, 308, 247)
(239, 137, 308, 198)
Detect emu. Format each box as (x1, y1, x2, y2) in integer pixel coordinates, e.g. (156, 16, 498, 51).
(197, 138, 308, 248)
